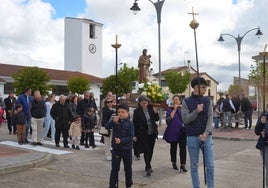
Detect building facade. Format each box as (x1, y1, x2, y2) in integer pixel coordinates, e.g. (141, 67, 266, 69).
(153, 66, 219, 104)
(0, 63, 103, 108)
(64, 17, 103, 78)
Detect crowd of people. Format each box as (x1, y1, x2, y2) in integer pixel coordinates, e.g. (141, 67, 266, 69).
(213, 92, 254, 130)
(1, 77, 259, 188)
(0, 90, 98, 149)
(0, 77, 214, 188)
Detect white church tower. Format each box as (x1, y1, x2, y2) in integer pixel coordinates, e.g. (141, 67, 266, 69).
(64, 17, 103, 78)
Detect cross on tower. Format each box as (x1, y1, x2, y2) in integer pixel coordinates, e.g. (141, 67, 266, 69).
(188, 7, 199, 20)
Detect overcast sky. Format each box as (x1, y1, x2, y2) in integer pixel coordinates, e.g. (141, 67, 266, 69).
(0, 0, 267, 91)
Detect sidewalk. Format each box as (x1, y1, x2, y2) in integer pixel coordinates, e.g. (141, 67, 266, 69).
(0, 124, 259, 177)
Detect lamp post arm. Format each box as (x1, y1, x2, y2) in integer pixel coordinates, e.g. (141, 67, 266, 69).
(221, 33, 242, 52)
(241, 27, 259, 39)
(149, 0, 165, 24)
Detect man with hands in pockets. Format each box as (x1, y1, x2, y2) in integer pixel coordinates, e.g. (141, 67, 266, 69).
(181, 77, 214, 188)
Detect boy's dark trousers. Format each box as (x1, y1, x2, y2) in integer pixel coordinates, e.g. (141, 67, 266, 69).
(85, 132, 96, 147)
(109, 149, 133, 188)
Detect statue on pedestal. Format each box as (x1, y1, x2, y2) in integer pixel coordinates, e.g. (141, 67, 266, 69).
(138, 49, 151, 83)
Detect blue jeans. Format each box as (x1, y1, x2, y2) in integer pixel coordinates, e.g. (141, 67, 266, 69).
(213, 117, 219, 128)
(187, 135, 214, 188)
(42, 117, 55, 140)
(25, 115, 31, 141)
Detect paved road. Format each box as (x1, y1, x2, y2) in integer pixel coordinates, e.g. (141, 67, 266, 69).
(0, 117, 264, 188)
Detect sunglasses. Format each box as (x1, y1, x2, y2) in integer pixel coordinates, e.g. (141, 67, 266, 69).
(106, 101, 113, 104)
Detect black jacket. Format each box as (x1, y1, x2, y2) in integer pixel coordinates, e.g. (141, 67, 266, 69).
(50, 102, 73, 129)
(133, 105, 159, 139)
(255, 113, 268, 150)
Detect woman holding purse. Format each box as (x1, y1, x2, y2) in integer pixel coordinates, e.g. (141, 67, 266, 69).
(133, 95, 159, 177)
(101, 96, 116, 161)
(163, 95, 187, 172)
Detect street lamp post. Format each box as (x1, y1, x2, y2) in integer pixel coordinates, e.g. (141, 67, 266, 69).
(259, 44, 268, 188)
(260, 48, 268, 114)
(218, 27, 263, 96)
(130, 0, 165, 85)
(111, 35, 121, 112)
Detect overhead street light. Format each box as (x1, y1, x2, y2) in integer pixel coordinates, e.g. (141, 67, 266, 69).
(130, 0, 165, 86)
(218, 27, 263, 96)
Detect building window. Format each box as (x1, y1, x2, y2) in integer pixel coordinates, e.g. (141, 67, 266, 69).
(161, 80, 167, 87)
(4, 83, 14, 94)
(206, 80, 211, 87)
(89, 24, 95, 39)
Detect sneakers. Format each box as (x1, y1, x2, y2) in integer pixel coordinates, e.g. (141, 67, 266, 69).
(72, 144, 75, 149)
(76, 146, 80, 150)
(64, 145, 70, 148)
(36, 142, 43, 146)
(31, 142, 37, 146)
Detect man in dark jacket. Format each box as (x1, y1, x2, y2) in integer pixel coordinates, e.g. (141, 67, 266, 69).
(50, 95, 73, 148)
(220, 94, 236, 128)
(30, 90, 46, 146)
(231, 95, 241, 128)
(240, 94, 253, 129)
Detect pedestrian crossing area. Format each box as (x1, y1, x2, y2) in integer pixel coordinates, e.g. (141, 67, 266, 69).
(0, 133, 164, 155)
(0, 133, 104, 155)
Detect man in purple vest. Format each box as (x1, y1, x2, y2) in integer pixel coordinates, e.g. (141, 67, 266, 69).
(181, 77, 214, 188)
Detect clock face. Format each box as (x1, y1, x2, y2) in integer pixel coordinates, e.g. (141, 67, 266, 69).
(89, 44, 96, 54)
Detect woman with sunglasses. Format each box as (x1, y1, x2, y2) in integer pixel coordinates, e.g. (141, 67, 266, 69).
(101, 96, 116, 161)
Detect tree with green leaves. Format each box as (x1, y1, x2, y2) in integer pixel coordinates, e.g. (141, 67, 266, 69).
(248, 61, 267, 85)
(67, 76, 90, 95)
(228, 84, 243, 97)
(12, 66, 52, 96)
(164, 71, 191, 94)
(102, 64, 138, 96)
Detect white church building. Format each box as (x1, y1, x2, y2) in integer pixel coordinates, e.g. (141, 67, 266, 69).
(0, 17, 105, 107)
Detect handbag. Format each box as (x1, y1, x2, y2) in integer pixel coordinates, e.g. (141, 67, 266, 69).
(99, 126, 109, 136)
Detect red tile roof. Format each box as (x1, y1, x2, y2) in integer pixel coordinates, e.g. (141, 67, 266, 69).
(0, 63, 103, 84)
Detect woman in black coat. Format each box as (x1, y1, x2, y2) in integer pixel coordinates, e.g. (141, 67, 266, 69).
(133, 95, 159, 176)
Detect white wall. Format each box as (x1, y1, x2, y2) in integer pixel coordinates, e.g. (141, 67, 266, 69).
(64, 18, 103, 78)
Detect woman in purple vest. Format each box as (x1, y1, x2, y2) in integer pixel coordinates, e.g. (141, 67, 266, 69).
(163, 95, 187, 172)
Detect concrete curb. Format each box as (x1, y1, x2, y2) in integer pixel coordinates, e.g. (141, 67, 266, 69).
(0, 153, 54, 175)
(213, 136, 258, 142)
